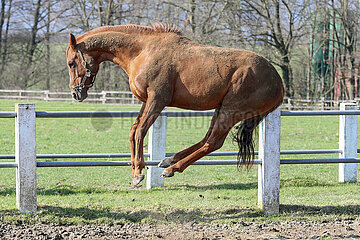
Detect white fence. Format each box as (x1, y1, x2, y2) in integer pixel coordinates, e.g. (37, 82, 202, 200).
(0, 103, 360, 215)
(1, 89, 360, 109)
(0, 89, 142, 105)
(282, 97, 360, 110)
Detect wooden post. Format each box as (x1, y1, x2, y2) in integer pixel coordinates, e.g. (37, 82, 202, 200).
(15, 104, 37, 213)
(147, 111, 166, 189)
(339, 103, 357, 182)
(258, 107, 281, 214)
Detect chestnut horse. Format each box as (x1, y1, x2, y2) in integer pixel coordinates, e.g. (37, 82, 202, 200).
(66, 24, 284, 186)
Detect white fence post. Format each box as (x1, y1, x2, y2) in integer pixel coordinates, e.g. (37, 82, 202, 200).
(15, 104, 37, 213)
(147, 111, 166, 189)
(258, 107, 281, 214)
(101, 91, 107, 104)
(339, 103, 357, 183)
(131, 94, 136, 105)
(44, 90, 50, 101)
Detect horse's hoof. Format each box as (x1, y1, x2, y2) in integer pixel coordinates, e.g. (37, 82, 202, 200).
(157, 156, 174, 168)
(132, 174, 145, 186)
(161, 170, 174, 178)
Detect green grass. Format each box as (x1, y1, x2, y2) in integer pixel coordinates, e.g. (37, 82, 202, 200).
(0, 99, 360, 225)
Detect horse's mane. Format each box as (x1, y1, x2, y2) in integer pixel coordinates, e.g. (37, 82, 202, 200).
(77, 23, 182, 42)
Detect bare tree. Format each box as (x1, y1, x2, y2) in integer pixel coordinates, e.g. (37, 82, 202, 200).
(330, 0, 359, 99)
(0, 0, 12, 78)
(239, 0, 308, 97)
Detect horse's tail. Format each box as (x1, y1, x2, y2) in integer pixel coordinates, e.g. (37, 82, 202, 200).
(233, 114, 265, 170)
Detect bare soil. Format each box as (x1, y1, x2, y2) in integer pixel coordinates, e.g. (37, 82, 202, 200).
(1, 218, 360, 240)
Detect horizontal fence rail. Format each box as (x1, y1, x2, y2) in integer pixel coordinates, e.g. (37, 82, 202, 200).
(0, 149, 344, 160)
(282, 110, 360, 116)
(3, 110, 360, 119)
(0, 103, 359, 214)
(0, 89, 142, 105)
(2, 158, 360, 169)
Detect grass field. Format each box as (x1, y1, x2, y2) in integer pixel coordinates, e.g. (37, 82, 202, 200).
(0, 99, 360, 224)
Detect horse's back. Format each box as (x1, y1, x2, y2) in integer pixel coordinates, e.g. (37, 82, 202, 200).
(169, 43, 283, 111)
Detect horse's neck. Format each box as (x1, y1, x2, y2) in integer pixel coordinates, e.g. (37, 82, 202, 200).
(80, 32, 144, 73)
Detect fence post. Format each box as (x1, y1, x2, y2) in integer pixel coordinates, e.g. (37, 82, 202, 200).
(131, 94, 136, 105)
(101, 91, 106, 104)
(15, 104, 37, 213)
(339, 103, 357, 183)
(258, 107, 281, 214)
(44, 90, 50, 101)
(147, 111, 166, 189)
(321, 97, 325, 110)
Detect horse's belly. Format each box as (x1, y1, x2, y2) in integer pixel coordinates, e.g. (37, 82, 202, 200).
(169, 86, 225, 110)
(169, 98, 220, 110)
(170, 58, 231, 110)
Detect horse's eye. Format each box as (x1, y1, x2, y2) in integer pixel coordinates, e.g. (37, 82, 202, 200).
(68, 62, 76, 68)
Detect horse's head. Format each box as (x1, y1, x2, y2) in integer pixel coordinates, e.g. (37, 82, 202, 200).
(66, 34, 99, 102)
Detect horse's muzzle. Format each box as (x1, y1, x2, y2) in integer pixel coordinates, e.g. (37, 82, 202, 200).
(72, 88, 88, 102)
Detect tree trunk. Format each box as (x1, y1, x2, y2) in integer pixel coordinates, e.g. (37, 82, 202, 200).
(307, 42, 313, 99)
(0, 0, 6, 55)
(28, 0, 41, 65)
(0, 0, 11, 75)
(97, 0, 103, 26)
(105, 0, 113, 25)
(45, 0, 51, 90)
(189, 0, 196, 33)
(0, 0, 5, 88)
(280, 56, 292, 98)
(23, 0, 41, 88)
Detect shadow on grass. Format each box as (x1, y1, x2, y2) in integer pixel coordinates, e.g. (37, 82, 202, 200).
(0, 188, 15, 196)
(280, 177, 337, 187)
(164, 182, 257, 191)
(37, 185, 109, 196)
(280, 204, 360, 216)
(39, 205, 166, 223)
(0, 185, 109, 197)
(169, 176, 344, 191)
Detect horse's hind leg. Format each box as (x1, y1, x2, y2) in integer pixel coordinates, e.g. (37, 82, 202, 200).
(162, 109, 236, 177)
(158, 109, 220, 168)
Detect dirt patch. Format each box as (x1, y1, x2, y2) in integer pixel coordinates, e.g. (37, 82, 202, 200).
(1, 218, 360, 240)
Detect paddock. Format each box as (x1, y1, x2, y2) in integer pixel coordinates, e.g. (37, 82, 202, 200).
(0, 102, 359, 215)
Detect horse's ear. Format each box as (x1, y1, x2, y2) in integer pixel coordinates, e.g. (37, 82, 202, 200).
(70, 33, 77, 48)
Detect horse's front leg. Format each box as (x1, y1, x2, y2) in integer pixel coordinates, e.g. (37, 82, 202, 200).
(129, 103, 145, 180)
(132, 99, 165, 186)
